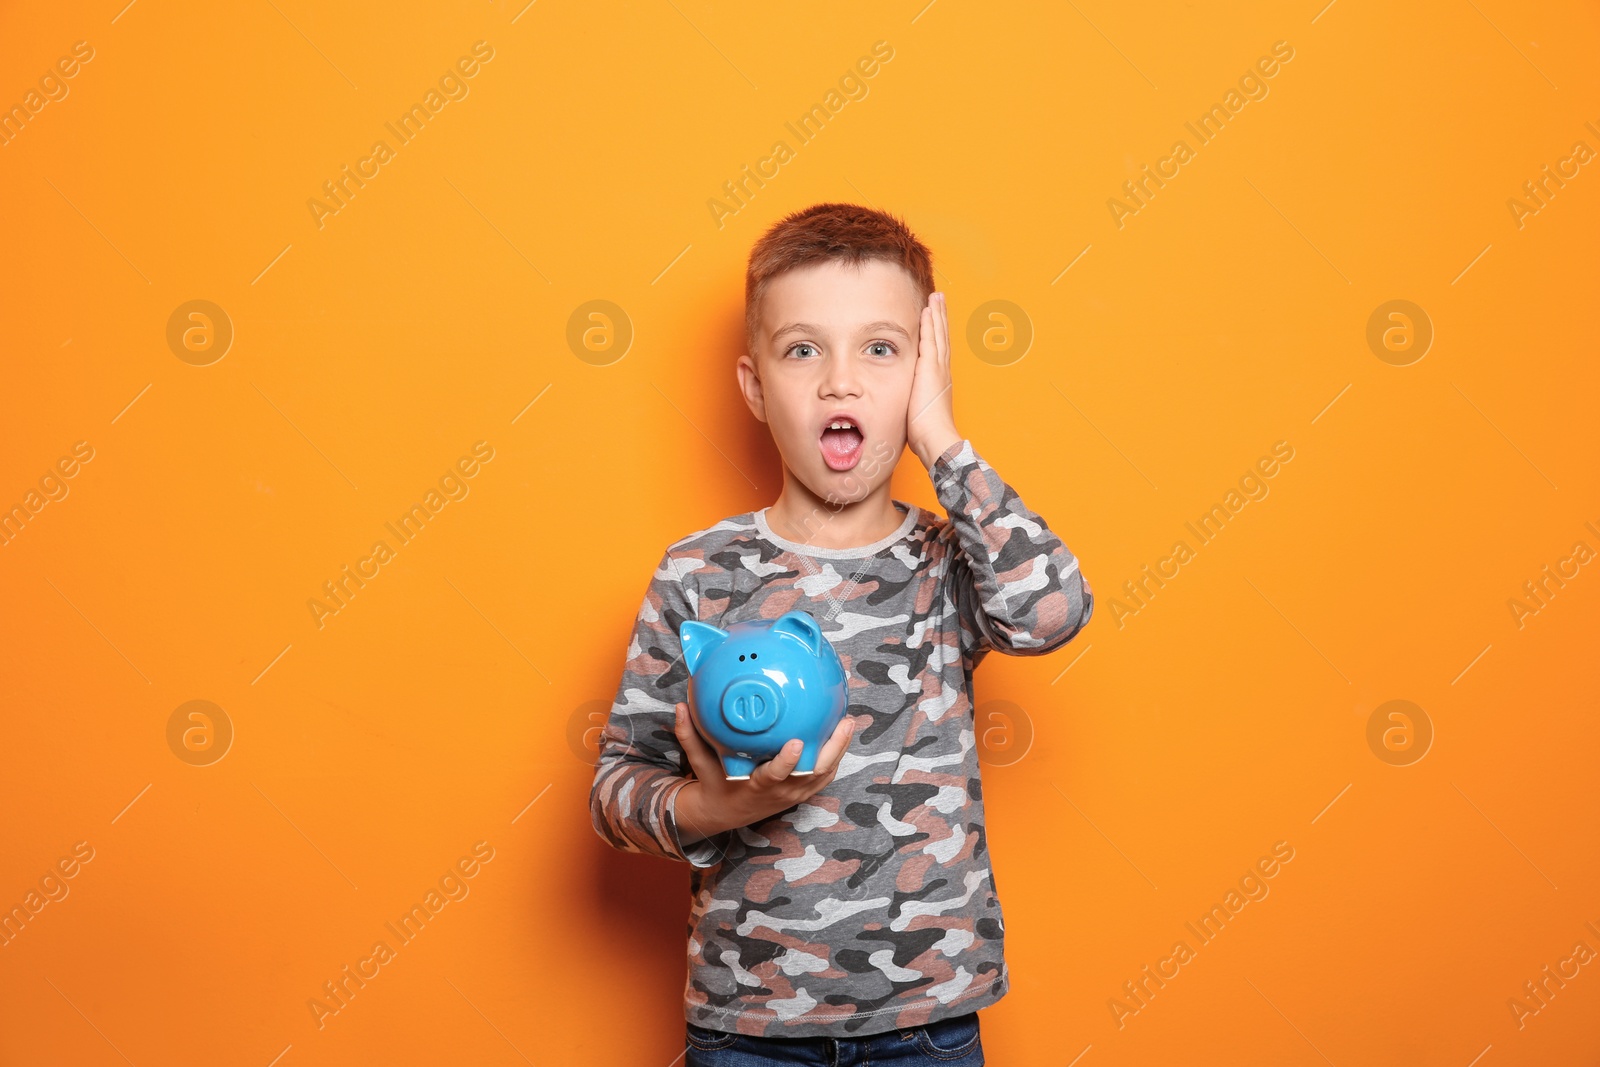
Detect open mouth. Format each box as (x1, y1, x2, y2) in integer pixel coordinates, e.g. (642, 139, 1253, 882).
(819, 415, 865, 472)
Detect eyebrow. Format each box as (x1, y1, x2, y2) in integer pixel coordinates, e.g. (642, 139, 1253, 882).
(770, 320, 911, 343)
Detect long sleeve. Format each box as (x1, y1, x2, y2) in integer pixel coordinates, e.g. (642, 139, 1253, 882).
(588, 550, 733, 868)
(930, 439, 1093, 662)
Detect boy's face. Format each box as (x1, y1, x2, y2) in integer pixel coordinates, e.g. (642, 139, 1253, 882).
(738, 258, 924, 504)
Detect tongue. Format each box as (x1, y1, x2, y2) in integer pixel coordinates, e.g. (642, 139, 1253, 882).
(820, 427, 864, 467)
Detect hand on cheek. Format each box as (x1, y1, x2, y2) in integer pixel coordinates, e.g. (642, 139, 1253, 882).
(906, 292, 961, 469)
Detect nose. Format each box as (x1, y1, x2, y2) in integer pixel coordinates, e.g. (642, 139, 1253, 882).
(721, 676, 783, 733)
(820, 351, 862, 401)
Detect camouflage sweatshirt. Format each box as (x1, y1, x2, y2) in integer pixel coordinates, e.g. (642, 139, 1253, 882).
(588, 439, 1093, 1038)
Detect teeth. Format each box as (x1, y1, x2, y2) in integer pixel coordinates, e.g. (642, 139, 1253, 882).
(826, 421, 857, 430)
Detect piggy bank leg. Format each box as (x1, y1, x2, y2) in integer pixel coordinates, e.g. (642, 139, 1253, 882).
(721, 754, 756, 780)
(790, 741, 820, 776)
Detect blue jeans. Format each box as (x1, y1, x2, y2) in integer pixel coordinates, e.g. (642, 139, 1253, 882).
(684, 1012, 983, 1066)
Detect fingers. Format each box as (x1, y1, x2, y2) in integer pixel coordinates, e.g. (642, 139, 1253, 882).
(754, 738, 803, 784)
(815, 715, 856, 777)
(673, 702, 719, 782)
(801, 724, 852, 792)
(739, 718, 856, 792)
(924, 291, 945, 367)
(779, 719, 856, 791)
(910, 303, 941, 432)
(917, 293, 949, 378)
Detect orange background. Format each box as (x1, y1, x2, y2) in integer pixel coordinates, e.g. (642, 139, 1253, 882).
(3, 1, 1598, 1064)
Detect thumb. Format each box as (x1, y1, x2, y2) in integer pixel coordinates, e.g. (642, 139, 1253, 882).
(673, 702, 719, 779)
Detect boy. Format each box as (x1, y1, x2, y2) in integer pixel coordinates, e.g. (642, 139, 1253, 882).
(589, 203, 1093, 1064)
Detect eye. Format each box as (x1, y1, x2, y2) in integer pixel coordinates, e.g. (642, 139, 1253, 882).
(867, 341, 896, 357)
(750, 652, 758, 660)
(785, 342, 819, 359)
(739, 654, 745, 661)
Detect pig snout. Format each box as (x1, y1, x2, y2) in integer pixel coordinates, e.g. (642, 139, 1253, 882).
(721, 676, 783, 733)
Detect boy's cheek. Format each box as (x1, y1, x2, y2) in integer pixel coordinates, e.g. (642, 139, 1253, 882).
(859, 436, 898, 476)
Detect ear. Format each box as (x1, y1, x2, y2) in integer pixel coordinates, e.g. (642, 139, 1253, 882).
(771, 610, 823, 655)
(736, 352, 768, 424)
(679, 620, 729, 674)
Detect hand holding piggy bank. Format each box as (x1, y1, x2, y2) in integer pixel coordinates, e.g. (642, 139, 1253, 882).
(679, 610, 849, 781)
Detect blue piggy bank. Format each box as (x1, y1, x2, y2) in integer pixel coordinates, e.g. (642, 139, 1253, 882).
(679, 610, 849, 781)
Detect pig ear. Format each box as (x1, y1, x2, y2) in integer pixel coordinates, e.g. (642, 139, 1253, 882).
(772, 610, 823, 655)
(679, 620, 728, 674)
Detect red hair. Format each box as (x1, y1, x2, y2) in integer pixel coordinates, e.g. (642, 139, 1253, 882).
(744, 202, 935, 356)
